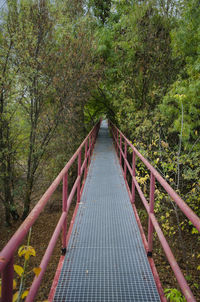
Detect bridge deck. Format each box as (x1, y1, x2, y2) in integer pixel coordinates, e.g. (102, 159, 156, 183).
(53, 121, 161, 302)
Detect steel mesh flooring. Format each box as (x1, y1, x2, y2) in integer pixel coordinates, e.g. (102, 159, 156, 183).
(53, 121, 161, 302)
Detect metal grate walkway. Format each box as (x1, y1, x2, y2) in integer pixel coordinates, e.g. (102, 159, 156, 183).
(53, 121, 161, 302)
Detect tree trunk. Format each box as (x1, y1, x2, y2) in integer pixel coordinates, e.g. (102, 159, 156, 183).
(22, 181, 32, 220)
(2, 200, 12, 226)
(22, 194, 31, 220)
(0, 94, 19, 225)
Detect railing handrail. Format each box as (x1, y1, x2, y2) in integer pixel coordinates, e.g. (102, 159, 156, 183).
(109, 121, 200, 302)
(0, 120, 101, 302)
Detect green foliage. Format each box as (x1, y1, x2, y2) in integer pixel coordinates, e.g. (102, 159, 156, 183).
(160, 0, 200, 144)
(164, 288, 186, 302)
(88, 0, 112, 24)
(0, 0, 103, 222)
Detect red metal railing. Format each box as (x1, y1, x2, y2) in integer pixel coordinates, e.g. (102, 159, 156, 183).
(0, 121, 101, 302)
(109, 121, 200, 302)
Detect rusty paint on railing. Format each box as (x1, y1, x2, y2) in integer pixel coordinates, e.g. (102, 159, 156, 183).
(109, 121, 200, 302)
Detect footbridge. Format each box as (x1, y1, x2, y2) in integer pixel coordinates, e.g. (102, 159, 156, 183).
(0, 120, 200, 302)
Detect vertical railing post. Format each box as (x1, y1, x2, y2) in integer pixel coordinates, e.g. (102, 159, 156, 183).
(120, 134, 122, 165)
(89, 136, 91, 164)
(1, 256, 14, 302)
(95, 127, 97, 141)
(132, 151, 136, 204)
(114, 128, 117, 150)
(92, 131, 95, 148)
(91, 133, 93, 151)
(62, 172, 68, 254)
(92, 131, 94, 150)
(77, 150, 81, 203)
(112, 127, 114, 144)
(124, 140, 127, 180)
(92, 131, 94, 149)
(93, 130, 95, 147)
(115, 128, 118, 151)
(116, 129, 119, 156)
(147, 172, 155, 257)
(84, 140, 88, 180)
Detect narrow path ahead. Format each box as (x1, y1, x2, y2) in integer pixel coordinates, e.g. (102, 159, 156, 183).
(53, 121, 161, 302)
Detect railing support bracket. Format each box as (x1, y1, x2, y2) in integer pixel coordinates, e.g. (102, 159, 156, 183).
(61, 247, 66, 255)
(147, 251, 153, 257)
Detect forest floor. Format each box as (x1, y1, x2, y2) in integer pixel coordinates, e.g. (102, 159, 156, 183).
(0, 192, 199, 301)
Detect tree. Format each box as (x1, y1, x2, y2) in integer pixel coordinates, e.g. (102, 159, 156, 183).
(95, 1, 179, 135)
(89, 0, 112, 24)
(0, 1, 20, 225)
(10, 0, 65, 218)
(159, 0, 200, 205)
(0, 0, 103, 220)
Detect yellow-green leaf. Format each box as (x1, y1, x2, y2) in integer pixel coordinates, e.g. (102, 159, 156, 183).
(18, 245, 26, 257)
(22, 290, 29, 299)
(13, 279, 17, 290)
(197, 265, 200, 271)
(12, 291, 19, 302)
(14, 265, 24, 277)
(18, 246, 36, 260)
(26, 246, 36, 260)
(33, 267, 41, 277)
(192, 227, 198, 234)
